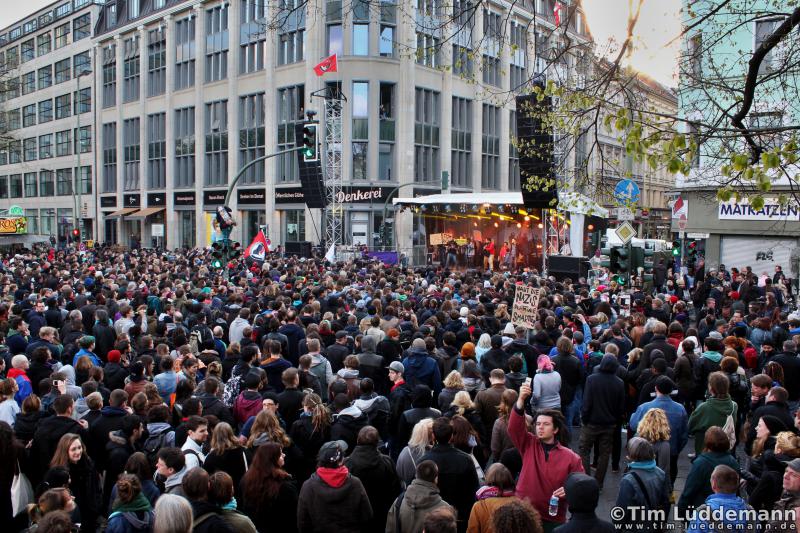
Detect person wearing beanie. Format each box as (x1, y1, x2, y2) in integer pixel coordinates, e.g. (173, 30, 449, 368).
(460, 342, 476, 362)
(402, 338, 442, 396)
(553, 473, 615, 533)
(103, 350, 129, 392)
(124, 361, 148, 399)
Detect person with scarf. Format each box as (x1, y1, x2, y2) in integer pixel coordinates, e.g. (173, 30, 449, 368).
(7, 354, 32, 406)
(296, 440, 373, 533)
(614, 437, 671, 533)
(73, 336, 102, 367)
(467, 463, 521, 532)
(106, 474, 154, 533)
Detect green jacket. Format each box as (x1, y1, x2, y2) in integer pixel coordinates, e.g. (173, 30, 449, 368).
(688, 396, 737, 455)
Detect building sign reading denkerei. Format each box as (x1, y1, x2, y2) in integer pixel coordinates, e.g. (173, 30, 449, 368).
(275, 186, 395, 205)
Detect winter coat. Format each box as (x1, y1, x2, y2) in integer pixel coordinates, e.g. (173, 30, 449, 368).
(402, 349, 443, 395)
(678, 451, 741, 514)
(480, 348, 510, 382)
(27, 360, 55, 396)
(438, 387, 462, 411)
(105, 430, 138, 502)
(745, 401, 794, 456)
(240, 477, 298, 533)
(262, 357, 293, 393)
(688, 395, 737, 455)
(278, 323, 306, 365)
(615, 461, 671, 533)
(474, 383, 506, 442)
(420, 444, 480, 531)
(289, 414, 331, 483)
(88, 406, 129, 470)
(687, 493, 755, 533)
(582, 355, 626, 426)
(104, 362, 130, 392)
(629, 396, 689, 456)
(353, 393, 391, 439)
(189, 500, 235, 533)
(673, 353, 697, 401)
(329, 368, 361, 401)
(106, 497, 154, 533)
(233, 390, 263, 427)
(693, 351, 722, 398)
(553, 473, 617, 533)
(31, 415, 89, 479)
(770, 352, 800, 401)
(277, 387, 306, 428)
(345, 445, 402, 532)
(204, 446, 248, 498)
(330, 405, 369, 452)
(385, 478, 451, 533)
(13, 409, 42, 444)
(552, 353, 585, 407)
(641, 335, 678, 369)
(296, 468, 373, 533)
(508, 406, 584, 523)
(197, 392, 235, 427)
(92, 322, 117, 361)
(309, 353, 334, 401)
(397, 407, 441, 452)
(749, 451, 791, 511)
(396, 445, 428, 487)
(66, 456, 102, 533)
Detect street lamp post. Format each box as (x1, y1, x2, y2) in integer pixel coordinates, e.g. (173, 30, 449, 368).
(74, 68, 92, 240)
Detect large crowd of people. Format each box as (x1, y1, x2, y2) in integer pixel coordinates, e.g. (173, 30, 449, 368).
(0, 242, 798, 533)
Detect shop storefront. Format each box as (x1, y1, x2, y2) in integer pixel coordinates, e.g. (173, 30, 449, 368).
(203, 190, 227, 245)
(671, 192, 800, 278)
(126, 193, 167, 249)
(237, 188, 267, 245)
(173, 191, 197, 249)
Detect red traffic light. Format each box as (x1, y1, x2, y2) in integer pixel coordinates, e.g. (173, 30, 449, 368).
(587, 224, 594, 231)
(71, 229, 80, 238)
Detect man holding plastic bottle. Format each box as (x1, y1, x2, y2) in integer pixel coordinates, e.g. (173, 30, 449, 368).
(509, 381, 584, 533)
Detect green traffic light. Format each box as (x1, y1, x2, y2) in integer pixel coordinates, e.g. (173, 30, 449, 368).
(212, 259, 222, 269)
(672, 247, 680, 256)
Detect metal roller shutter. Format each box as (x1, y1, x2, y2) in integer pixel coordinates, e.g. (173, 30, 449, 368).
(720, 237, 797, 275)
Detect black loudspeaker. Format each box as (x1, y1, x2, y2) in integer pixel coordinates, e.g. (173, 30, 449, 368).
(547, 255, 590, 281)
(294, 124, 328, 209)
(284, 241, 312, 257)
(516, 87, 558, 210)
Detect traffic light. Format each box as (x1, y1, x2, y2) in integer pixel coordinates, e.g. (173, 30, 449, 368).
(671, 239, 680, 257)
(71, 228, 80, 241)
(211, 242, 224, 269)
(610, 246, 630, 274)
(228, 241, 242, 261)
(688, 240, 698, 258)
(300, 124, 318, 162)
(612, 274, 627, 286)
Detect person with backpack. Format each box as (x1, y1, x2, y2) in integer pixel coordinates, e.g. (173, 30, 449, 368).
(402, 338, 443, 396)
(144, 404, 175, 467)
(181, 467, 235, 533)
(180, 415, 208, 471)
(613, 438, 671, 533)
(234, 373, 264, 428)
(688, 372, 738, 455)
(307, 338, 334, 401)
(223, 344, 258, 408)
(106, 474, 155, 533)
(385, 460, 452, 533)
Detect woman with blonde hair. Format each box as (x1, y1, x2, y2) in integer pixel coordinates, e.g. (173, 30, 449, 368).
(396, 418, 434, 486)
(749, 431, 800, 510)
(439, 370, 465, 411)
(634, 408, 672, 480)
(475, 334, 492, 364)
(445, 390, 486, 442)
(204, 422, 248, 499)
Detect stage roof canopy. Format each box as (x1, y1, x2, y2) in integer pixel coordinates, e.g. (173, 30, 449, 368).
(393, 191, 609, 218)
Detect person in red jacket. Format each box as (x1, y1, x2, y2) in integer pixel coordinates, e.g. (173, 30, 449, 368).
(509, 382, 584, 533)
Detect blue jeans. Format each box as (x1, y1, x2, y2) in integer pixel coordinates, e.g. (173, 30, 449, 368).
(565, 387, 583, 427)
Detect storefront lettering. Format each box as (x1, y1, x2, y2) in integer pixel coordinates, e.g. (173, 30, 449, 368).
(756, 251, 774, 261)
(0, 217, 27, 234)
(335, 188, 383, 203)
(719, 201, 800, 221)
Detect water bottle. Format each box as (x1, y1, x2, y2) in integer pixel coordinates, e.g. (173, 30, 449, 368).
(548, 495, 559, 517)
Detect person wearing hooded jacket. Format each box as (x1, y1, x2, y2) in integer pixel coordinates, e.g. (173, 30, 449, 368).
(693, 336, 724, 399)
(402, 338, 443, 396)
(233, 373, 264, 428)
(353, 378, 391, 440)
(345, 426, 402, 533)
(104, 415, 144, 511)
(553, 473, 615, 533)
(297, 440, 373, 533)
(386, 459, 452, 533)
(688, 371, 738, 455)
(196, 377, 235, 427)
(330, 393, 369, 452)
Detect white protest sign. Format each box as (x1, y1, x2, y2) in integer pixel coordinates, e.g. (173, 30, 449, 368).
(511, 285, 542, 329)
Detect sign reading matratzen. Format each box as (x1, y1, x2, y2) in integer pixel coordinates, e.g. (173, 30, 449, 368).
(511, 285, 542, 329)
(718, 200, 800, 221)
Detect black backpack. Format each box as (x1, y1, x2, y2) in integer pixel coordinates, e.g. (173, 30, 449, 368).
(143, 431, 170, 468)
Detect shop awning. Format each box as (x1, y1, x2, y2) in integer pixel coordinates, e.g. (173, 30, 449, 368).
(105, 207, 139, 219)
(126, 207, 165, 220)
(392, 191, 609, 218)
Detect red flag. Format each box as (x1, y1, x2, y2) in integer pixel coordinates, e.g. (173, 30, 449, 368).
(553, 2, 562, 26)
(313, 54, 338, 76)
(244, 230, 269, 265)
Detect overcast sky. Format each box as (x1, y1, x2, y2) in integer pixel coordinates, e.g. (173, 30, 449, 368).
(2, 0, 681, 87)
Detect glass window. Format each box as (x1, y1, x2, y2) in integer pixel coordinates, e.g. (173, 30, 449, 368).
(353, 24, 369, 55)
(38, 66, 52, 89)
(39, 170, 54, 196)
(285, 210, 305, 241)
(55, 2, 71, 18)
(204, 100, 228, 185)
(77, 166, 91, 195)
(123, 36, 140, 103)
(102, 44, 116, 108)
(352, 142, 367, 180)
(481, 104, 500, 189)
(54, 23, 70, 48)
(55, 94, 71, 119)
(24, 172, 37, 197)
(22, 104, 36, 127)
(123, 118, 140, 190)
(55, 58, 71, 84)
(56, 168, 72, 196)
(352, 81, 368, 180)
(37, 32, 52, 56)
(240, 0, 266, 74)
(73, 87, 90, 114)
(276, 85, 303, 183)
(510, 22, 527, 91)
(102, 122, 117, 193)
(379, 26, 394, 57)
(327, 25, 343, 56)
(378, 143, 393, 181)
(128, 0, 140, 19)
(205, 4, 229, 82)
(73, 13, 91, 41)
(25, 209, 38, 235)
(277, 0, 305, 66)
(9, 175, 22, 198)
(147, 28, 166, 96)
(175, 16, 196, 90)
(56, 130, 72, 156)
(41, 208, 55, 235)
(414, 87, 440, 182)
(0, 177, 7, 198)
(22, 72, 36, 94)
(39, 134, 53, 159)
(38, 99, 53, 122)
(174, 107, 195, 187)
(452, 96, 471, 187)
(23, 138, 37, 162)
(239, 93, 265, 184)
(21, 40, 35, 63)
(75, 125, 91, 154)
(379, 0, 396, 57)
(74, 52, 90, 76)
(147, 113, 166, 189)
